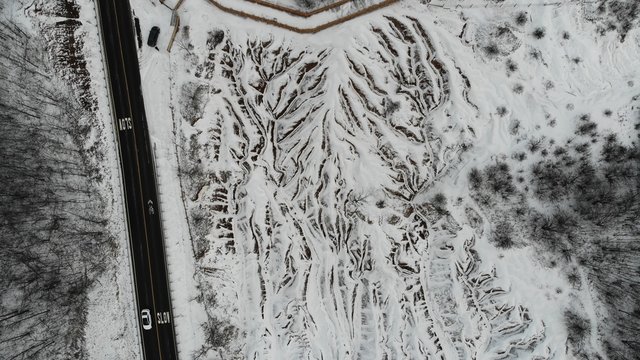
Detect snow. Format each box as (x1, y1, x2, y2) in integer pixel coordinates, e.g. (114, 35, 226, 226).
(125, 0, 640, 358)
(15, 0, 634, 358)
(135, 2, 209, 358)
(75, 0, 142, 358)
(2, 0, 140, 358)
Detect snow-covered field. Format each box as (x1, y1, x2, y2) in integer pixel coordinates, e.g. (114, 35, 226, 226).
(130, 0, 639, 359)
(4, 0, 639, 359)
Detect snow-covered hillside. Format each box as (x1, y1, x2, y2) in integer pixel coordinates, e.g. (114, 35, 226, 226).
(126, 0, 640, 359)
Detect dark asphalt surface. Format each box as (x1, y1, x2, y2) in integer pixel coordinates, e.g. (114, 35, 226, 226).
(96, 0, 178, 359)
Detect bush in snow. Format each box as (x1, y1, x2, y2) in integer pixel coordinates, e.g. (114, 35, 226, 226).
(491, 221, 515, 249)
(484, 162, 516, 198)
(431, 192, 448, 215)
(532, 27, 546, 39)
(564, 310, 591, 349)
(512, 83, 524, 94)
(505, 58, 518, 75)
(296, 0, 324, 9)
(468, 167, 483, 190)
(207, 30, 225, 49)
(576, 120, 598, 136)
(515, 12, 528, 26)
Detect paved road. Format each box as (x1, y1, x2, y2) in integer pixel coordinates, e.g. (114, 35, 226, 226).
(96, 0, 178, 359)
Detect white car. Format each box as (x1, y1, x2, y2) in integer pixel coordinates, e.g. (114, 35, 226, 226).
(141, 309, 153, 330)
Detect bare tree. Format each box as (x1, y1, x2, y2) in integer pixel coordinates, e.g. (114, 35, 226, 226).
(0, 7, 114, 359)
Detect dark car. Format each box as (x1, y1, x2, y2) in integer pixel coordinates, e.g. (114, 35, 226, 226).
(147, 26, 160, 47)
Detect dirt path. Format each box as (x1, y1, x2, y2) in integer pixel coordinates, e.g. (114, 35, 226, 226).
(207, 0, 399, 33)
(243, 0, 354, 18)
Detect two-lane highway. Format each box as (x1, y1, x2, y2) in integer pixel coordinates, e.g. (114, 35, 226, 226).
(96, 0, 178, 359)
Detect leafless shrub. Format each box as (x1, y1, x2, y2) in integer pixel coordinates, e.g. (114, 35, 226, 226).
(505, 58, 518, 75)
(564, 310, 590, 348)
(431, 192, 448, 215)
(484, 43, 500, 56)
(491, 221, 515, 249)
(512, 83, 524, 94)
(515, 12, 528, 26)
(207, 30, 225, 49)
(484, 162, 515, 198)
(509, 119, 521, 135)
(576, 122, 598, 136)
(512, 152, 527, 161)
(468, 167, 483, 190)
(532, 27, 546, 39)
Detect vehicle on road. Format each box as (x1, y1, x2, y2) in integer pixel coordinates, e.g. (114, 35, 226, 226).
(141, 309, 153, 330)
(147, 26, 160, 47)
(98, 0, 178, 357)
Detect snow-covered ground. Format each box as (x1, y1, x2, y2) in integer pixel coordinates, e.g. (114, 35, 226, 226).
(1, 0, 139, 359)
(129, 0, 640, 359)
(6, 0, 638, 358)
(134, 2, 210, 356)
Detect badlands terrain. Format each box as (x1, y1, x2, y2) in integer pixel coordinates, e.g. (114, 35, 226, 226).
(1, 0, 639, 359)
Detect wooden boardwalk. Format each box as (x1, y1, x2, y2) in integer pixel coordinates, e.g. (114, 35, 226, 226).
(207, 0, 399, 33)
